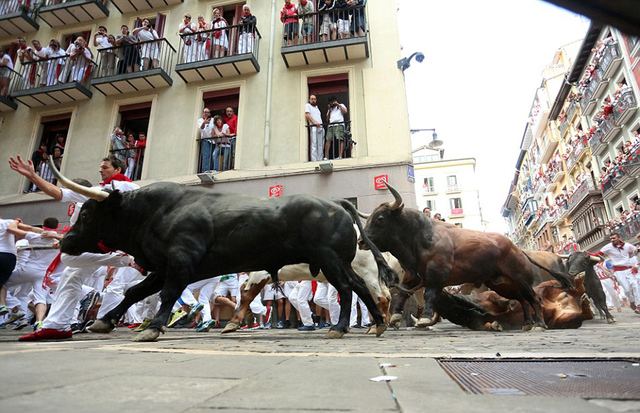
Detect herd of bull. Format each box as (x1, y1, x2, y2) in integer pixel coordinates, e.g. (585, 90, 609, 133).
(49, 161, 613, 342)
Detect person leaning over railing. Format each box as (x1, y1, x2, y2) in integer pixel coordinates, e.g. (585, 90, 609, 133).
(65, 37, 93, 83)
(195, 14, 210, 61)
(115, 25, 140, 74)
(179, 13, 198, 64)
(0, 47, 14, 97)
(238, 5, 257, 54)
(133, 19, 160, 70)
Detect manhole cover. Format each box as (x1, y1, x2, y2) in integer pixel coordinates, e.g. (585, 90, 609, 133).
(437, 358, 640, 399)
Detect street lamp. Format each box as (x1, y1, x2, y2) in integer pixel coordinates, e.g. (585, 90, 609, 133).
(397, 52, 425, 72)
(411, 128, 443, 149)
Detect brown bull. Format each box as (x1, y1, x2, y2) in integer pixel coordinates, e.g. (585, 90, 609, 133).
(361, 181, 573, 331)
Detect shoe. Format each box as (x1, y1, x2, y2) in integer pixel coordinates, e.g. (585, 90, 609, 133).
(259, 323, 265, 329)
(283, 320, 291, 329)
(276, 320, 284, 329)
(71, 321, 89, 334)
(78, 291, 100, 322)
(33, 321, 43, 331)
(298, 325, 316, 331)
(351, 324, 364, 329)
(195, 319, 216, 332)
(264, 322, 272, 329)
(127, 323, 142, 329)
(322, 157, 328, 161)
(250, 322, 260, 330)
(318, 321, 331, 329)
(188, 303, 204, 323)
(12, 318, 29, 330)
(0, 305, 8, 316)
(116, 322, 129, 328)
(168, 310, 187, 328)
(6, 310, 25, 325)
(134, 318, 152, 332)
(19, 328, 72, 341)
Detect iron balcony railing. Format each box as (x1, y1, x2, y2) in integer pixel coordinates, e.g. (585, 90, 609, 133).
(197, 134, 237, 173)
(589, 128, 603, 152)
(13, 53, 95, 92)
(0, 67, 22, 98)
(580, 85, 593, 112)
(306, 121, 354, 161)
(0, 0, 34, 16)
(599, 43, 621, 75)
(109, 146, 145, 181)
(41, 0, 107, 5)
(614, 214, 640, 241)
(566, 101, 577, 120)
(558, 117, 569, 136)
(93, 38, 176, 79)
(567, 179, 594, 212)
(613, 89, 637, 123)
(177, 24, 261, 65)
(281, 4, 367, 48)
(450, 208, 463, 215)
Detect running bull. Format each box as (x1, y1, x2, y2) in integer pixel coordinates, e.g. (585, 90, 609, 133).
(49, 160, 395, 342)
(360, 181, 573, 331)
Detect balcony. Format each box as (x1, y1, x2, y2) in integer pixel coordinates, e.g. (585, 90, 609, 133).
(600, 43, 622, 79)
(592, 65, 609, 99)
(579, 83, 597, 116)
(551, 203, 569, 226)
(613, 89, 637, 125)
(91, 39, 175, 96)
(450, 208, 464, 217)
(38, 0, 109, 28)
(625, 149, 640, 177)
(0, 69, 21, 111)
(616, 215, 640, 243)
(175, 25, 261, 84)
(280, 5, 369, 68)
(601, 176, 620, 200)
(566, 101, 578, 121)
(558, 118, 569, 137)
(566, 145, 586, 172)
(422, 186, 437, 196)
(540, 136, 559, 164)
(551, 166, 565, 183)
(197, 135, 237, 173)
(630, 36, 640, 58)
(446, 184, 460, 193)
(0, 0, 39, 36)
(588, 128, 606, 156)
(567, 179, 596, 215)
(11, 55, 94, 107)
(612, 168, 633, 190)
(599, 115, 621, 143)
(110, 0, 181, 14)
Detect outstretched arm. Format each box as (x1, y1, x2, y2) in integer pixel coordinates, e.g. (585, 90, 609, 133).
(9, 155, 63, 201)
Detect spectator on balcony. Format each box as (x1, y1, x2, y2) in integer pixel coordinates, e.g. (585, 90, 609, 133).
(134, 132, 147, 180)
(323, 96, 347, 160)
(212, 115, 231, 171)
(32, 151, 55, 191)
(306, 95, 324, 161)
(52, 147, 63, 171)
(298, 0, 315, 44)
(0, 47, 14, 97)
(179, 13, 198, 64)
(133, 19, 160, 70)
(125, 133, 137, 179)
(31, 143, 48, 174)
(348, 0, 366, 38)
(238, 5, 257, 54)
(110, 127, 127, 163)
(197, 108, 214, 172)
(222, 107, 237, 135)
(319, 0, 337, 42)
(334, 0, 350, 39)
(54, 134, 66, 154)
(94, 26, 115, 77)
(65, 37, 93, 83)
(281, 0, 299, 46)
(116, 25, 140, 74)
(17, 37, 36, 89)
(211, 8, 229, 58)
(195, 14, 210, 61)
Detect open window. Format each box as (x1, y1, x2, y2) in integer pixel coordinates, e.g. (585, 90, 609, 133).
(27, 113, 71, 192)
(199, 88, 240, 173)
(110, 101, 151, 181)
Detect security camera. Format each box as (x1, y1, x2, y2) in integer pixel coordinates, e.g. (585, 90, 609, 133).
(415, 52, 425, 63)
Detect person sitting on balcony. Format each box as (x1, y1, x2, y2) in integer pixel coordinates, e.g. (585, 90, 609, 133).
(306, 95, 324, 161)
(133, 19, 160, 70)
(319, 0, 337, 42)
(238, 5, 257, 54)
(66, 37, 93, 83)
(212, 115, 231, 171)
(298, 0, 315, 44)
(195, 15, 210, 61)
(94, 26, 115, 77)
(281, 0, 299, 46)
(116, 25, 140, 74)
(179, 13, 198, 64)
(334, 0, 350, 39)
(197, 108, 214, 172)
(211, 8, 229, 58)
(348, 0, 366, 38)
(0, 48, 14, 97)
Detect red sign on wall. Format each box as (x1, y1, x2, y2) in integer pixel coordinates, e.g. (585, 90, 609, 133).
(374, 175, 389, 190)
(269, 185, 283, 197)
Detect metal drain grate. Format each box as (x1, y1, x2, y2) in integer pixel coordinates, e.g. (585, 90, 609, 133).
(437, 358, 640, 399)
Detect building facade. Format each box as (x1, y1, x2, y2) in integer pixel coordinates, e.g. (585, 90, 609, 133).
(0, 0, 417, 224)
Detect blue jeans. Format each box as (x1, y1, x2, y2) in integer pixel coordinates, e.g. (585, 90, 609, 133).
(214, 146, 230, 171)
(200, 139, 214, 172)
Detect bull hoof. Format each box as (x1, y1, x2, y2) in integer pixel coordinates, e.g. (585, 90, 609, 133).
(325, 330, 344, 339)
(508, 300, 519, 311)
(375, 324, 387, 337)
(366, 325, 376, 335)
(132, 328, 160, 342)
(607, 317, 616, 324)
(87, 319, 114, 334)
(531, 326, 546, 332)
(522, 324, 533, 331)
(389, 313, 403, 330)
(221, 321, 240, 334)
(486, 321, 502, 331)
(415, 317, 438, 328)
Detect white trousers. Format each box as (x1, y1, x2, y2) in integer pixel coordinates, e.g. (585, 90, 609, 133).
(97, 266, 144, 319)
(42, 252, 132, 330)
(309, 126, 325, 161)
(600, 278, 623, 308)
(289, 281, 314, 327)
(613, 269, 640, 303)
(350, 293, 370, 327)
(313, 282, 339, 325)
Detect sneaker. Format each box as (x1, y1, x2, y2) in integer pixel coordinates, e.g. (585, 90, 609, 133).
(133, 318, 152, 332)
(276, 320, 284, 329)
(250, 322, 260, 330)
(0, 305, 8, 316)
(78, 291, 101, 323)
(318, 321, 331, 329)
(264, 322, 272, 329)
(71, 321, 89, 334)
(127, 323, 142, 329)
(195, 319, 216, 332)
(168, 310, 188, 328)
(19, 328, 72, 341)
(298, 325, 316, 331)
(6, 310, 25, 325)
(187, 303, 204, 323)
(12, 318, 29, 330)
(283, 320, 291, 329)
(33, 321, 43, 331)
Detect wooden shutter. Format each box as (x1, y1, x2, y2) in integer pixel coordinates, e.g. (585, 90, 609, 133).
(155, 13, 166, 37)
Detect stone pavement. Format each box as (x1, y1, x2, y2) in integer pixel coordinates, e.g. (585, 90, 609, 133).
(1, 309, 640, 413)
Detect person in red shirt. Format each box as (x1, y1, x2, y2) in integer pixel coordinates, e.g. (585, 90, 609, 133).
(134, 132, 147, 181)
(281, 0, 299, 46)
(222, 107, 238, 135)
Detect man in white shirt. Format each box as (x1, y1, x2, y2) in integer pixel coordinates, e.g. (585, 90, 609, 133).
(598, 232, 640, 314)
(197, 108, 214, 172)
(324, 95, 348, 160)
(305, 95, 324, 161)
(94, 26, 115, 76)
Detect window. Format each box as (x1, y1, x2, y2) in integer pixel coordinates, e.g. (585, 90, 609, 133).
(110, 102, 152, 181)
(454, 223, 463, 229)
(26, 113, 71, 192)
(199, 87, 240, 173)
(423, 177, 434, 192)
(450, 197, 463, 214)
(447, 175, 458, 191)
(307, 73, 351, 161)
(424, 200, 435, 211)
(62, 30, 92, 50)
(133, 13, 166, 37)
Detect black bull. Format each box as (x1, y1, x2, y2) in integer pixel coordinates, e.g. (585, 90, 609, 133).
(55, 176, 396, 341)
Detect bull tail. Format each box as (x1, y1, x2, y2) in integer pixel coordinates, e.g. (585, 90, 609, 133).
(335, 200, 399, 288)
(522, 250, 574, 288)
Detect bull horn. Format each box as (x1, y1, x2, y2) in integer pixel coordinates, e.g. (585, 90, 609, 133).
(383, 180, 403, 210)
(410, 314, 419, 325)
(357, 210, 370, 219)
(47, 156, 108, 201)
(589, 254, 603, 263)
(556, 254, 570, 259)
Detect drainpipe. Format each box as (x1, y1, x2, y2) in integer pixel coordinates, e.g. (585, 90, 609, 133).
(263, 0, 277, 166)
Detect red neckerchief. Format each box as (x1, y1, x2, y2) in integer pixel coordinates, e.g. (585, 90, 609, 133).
(284, 3, 295, 11)
(19, 44, 27, 51)
(300, 0, 307, 5)
(613, 241, 625, 251)
(98, 240, 117, 253)
(101, 173, 132, 186)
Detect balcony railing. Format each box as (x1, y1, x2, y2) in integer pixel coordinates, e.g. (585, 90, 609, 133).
(599, 43, 622, 79)
(91, 38, 176, 95)
(0, 68, 21, 111)
(567, 179, 595, 214)
(0, 0, 39, 35)
(599, 114, 620, 143)
(305, 121, 354, 161)
(197, 134, 237, 173)
(614, 214, 640, 242)
(566, 101, 578, 121)
(109, 146, 145, 181)
(38, 0, 109, 27)
(175, 24, 261, 83)
(558, 117, 569, 136)
(579, 84, 593, 113)
(565, 144, 586, 171)
(280, 4, 369, 67)
(447, 184, 460, 192)
(613, 89, 637, 125)
(11, 53, 94, 106)
(450, 208, 464, 215)
(589, 128, 606, 156)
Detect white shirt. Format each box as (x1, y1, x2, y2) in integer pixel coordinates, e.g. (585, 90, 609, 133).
(197, 117, 213, 139)
(61, 180, 140, 226)
(137, 27, 159, 42)
(328, 104, 346, 124)
(1, 53, 13, 70)
(305, 103, 322, 125)
(600, 242, 636, 267)
(21, 232, 59, 272)
(0, 219, 17, 255)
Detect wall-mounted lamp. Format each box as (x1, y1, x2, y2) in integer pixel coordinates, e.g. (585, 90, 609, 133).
(317, 161, 334, 173)
(397, 52, 425, 72)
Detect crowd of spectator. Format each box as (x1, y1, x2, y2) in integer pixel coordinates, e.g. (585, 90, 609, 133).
(599, 131, 640, 191)
(26, 134, 66, 192)
(197, 106, 238, 173)
(109, 128, 147, 181)
(604, 202, 640, 233)
(576, 36, 616, 96)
